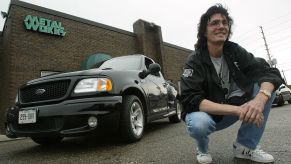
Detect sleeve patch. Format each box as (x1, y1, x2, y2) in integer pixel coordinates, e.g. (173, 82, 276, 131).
(182, 69, 193, 77)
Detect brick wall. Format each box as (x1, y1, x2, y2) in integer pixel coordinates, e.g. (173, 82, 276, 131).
(0, 0, 192, 133)
(0, 33, 3, 133)
(0, 14, 14, 133)
(0, 32, 2, 133)
(162, 42, 192, 84)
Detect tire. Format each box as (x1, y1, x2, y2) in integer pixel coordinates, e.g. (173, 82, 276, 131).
(120, 95, 145, 143)
(31, 137, 63, 145)
(169, 101, 182, 123)
(277, 94, 284, 106)
(288, 100, 291, 104)
(5, 123, 17, 138)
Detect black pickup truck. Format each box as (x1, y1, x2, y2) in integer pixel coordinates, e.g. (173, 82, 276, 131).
(5, 55, 181, 144)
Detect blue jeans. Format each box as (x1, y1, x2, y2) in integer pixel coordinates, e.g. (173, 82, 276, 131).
(185, 84, 275, 153)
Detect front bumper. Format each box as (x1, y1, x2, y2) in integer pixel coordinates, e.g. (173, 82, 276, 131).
(6, 96, 122, 138)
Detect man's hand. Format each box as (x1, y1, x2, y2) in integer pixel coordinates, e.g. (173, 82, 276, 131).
(239, 94, 268, 127)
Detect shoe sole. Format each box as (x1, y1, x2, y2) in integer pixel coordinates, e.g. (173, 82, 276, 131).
(197, 161, 212, 164)
(235, 154, 274, 163)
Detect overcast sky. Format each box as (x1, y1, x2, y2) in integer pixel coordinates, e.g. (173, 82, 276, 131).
(1, 0, 291, 84)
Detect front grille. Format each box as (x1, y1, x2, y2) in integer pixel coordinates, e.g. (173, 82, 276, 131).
(20, 80, 71, 103)
(281, 91, 291, 95)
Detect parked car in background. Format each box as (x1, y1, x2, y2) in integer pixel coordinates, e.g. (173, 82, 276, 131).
(5, 55, 181, 145)
(273, 84, 291, 106)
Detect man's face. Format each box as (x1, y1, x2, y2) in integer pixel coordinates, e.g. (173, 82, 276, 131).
(206, 13, 229, 45)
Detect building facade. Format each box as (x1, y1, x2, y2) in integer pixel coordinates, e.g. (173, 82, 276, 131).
(0, 0, 192, 133)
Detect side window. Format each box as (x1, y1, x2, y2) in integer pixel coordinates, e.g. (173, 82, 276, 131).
(145, 57, 160, 77)
(145, 58, 153, 70)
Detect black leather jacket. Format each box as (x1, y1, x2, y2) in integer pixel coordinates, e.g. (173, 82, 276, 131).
(180, 41, 283, 122)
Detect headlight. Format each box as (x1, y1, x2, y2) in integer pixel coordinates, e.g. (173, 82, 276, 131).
(74, 78, 112, 93)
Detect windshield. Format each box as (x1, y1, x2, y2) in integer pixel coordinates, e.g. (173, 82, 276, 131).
(99, 56, 142, 70)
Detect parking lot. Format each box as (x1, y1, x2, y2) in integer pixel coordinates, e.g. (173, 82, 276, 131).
(0, 104, 290, 164)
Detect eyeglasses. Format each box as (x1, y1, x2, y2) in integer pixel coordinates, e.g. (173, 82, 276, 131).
(208, 19, 229, 27)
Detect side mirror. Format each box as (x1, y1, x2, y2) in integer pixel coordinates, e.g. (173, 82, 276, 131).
(148, 63, 161, 74)
(139, 63, 161, 79)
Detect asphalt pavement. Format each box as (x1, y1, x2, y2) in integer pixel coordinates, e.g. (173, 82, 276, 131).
(0, 104, 290, 163)
(0, 135, 25, 142)
(0, 135, 11, 142)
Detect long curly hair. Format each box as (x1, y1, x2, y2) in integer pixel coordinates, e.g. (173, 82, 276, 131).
(194, 4, 233, 50)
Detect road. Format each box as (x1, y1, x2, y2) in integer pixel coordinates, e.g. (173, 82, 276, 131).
(0, 104, 290, 164)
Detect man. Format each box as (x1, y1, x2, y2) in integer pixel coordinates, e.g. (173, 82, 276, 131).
(180, 4, 283, 164)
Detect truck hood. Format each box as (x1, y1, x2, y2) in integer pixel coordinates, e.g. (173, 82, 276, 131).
(26, 68, 140, 84)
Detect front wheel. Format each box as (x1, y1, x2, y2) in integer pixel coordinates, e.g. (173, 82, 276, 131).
(169, 101, 182, 123)
(31, 137, 63, 145)
(120, 95, 145, 143)
(277, 94, 284, 106)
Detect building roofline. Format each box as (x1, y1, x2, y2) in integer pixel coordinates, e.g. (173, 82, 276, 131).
(10, 0, 135, 36)
(163, 42, 193, 53)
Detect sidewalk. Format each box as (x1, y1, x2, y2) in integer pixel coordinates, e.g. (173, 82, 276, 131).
(0, 135, 25, 142)
(0, 135, 14, 142)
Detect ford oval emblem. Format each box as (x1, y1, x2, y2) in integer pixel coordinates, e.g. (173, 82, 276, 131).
(35, 89, 46, 95)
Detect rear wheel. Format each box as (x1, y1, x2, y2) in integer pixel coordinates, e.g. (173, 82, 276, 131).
(169, 101, 182, 123)
(31, 137, 63, 145)
(120, 95, 144, 143)
(288, 100, 291, 104)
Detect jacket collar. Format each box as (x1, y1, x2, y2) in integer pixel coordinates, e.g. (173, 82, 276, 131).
(199, 48, 213, 65)
(198, 41, 236, 65)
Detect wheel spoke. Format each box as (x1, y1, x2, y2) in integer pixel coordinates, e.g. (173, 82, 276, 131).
(125, 98, 144, 137)
(134, 121, 143, 128)
(132, 108, 141, 117)
(131, 104, 143, 134)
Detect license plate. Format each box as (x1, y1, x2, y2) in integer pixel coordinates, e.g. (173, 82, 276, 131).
(19, 108, 37, 124)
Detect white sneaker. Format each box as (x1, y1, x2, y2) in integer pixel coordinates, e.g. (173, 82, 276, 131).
(196, 150, 212, 164)
(233, 142, 274, 163)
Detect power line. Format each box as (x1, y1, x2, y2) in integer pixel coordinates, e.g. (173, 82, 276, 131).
(238, 37, 262, 45)
(232, 29, 260, 42)
(268, 36, 291, 45)
(270, 43, 291, 51)
(277, 64, 291, 68)
(234, 15, 291, 40)
(233, 12, 291, 41)
(263, 17, 291, 30)
(271, 45, 291, 51)
(261, 11, 291, 27)
(264, 26, 291, 38)
(276, 62, 291, 66)
(248, 44, 265, 50)
(236, 25, 291, 44)
(237, 31, 291, 52)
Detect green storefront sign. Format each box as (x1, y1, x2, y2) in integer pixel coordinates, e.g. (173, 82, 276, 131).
(24, 15, 66, 36)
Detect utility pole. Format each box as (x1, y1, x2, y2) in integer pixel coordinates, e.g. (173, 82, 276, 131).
(259, 26, 274, 67)
(281, 69, 288, 84)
